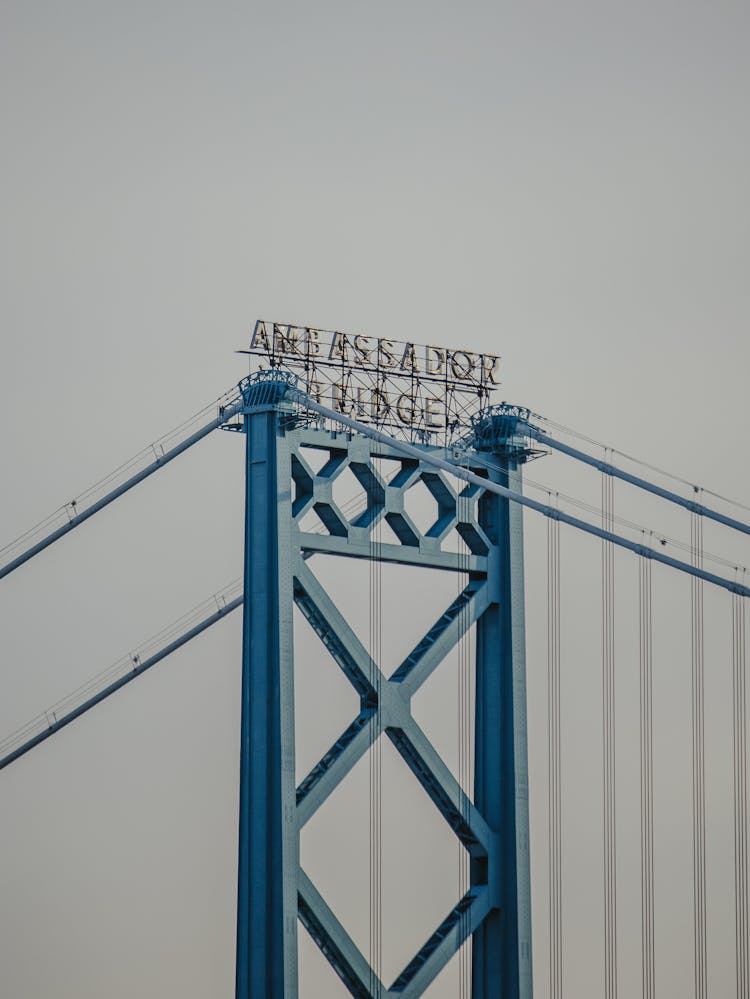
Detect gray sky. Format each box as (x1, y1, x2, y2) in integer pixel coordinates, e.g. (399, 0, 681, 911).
(1, 2, 749, 996)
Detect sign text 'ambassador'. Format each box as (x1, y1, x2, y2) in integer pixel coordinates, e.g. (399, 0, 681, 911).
(243, 321, 500, 441)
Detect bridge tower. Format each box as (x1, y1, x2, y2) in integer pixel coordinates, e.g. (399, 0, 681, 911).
(234, 373, 534, 998)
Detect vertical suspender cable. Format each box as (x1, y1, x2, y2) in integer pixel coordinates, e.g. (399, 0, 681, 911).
(369, 457, 383, 996)
(457, 476, 464, 997)
(602, 462, 618, 999)
(548, 498, 563, 999)
(462, 474, 472, 996)
(732, 585, 749, 998)
(639, 545, 655, 999)
(691, 501, 707, 999)
(369, 480, 373, 996)
(377, 467, 383, 996)
(449, 455, 471, 998)
(457, 473, 469, 998)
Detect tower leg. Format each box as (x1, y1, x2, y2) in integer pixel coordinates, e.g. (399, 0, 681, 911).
(236, 400, 298, 999)
(473, 453, 533, 999)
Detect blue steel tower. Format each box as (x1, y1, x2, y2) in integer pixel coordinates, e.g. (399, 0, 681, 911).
(234, 372, 534, 999)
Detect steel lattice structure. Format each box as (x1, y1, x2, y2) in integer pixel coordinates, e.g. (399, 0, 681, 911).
(234, 376, 533, 997)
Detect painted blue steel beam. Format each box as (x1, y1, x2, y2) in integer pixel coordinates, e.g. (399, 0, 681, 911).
(299, 531, 487, 572)
(387, 718, 492, 855)
(0, 596, 242, 771)
(288, 390, 750, 599)
(295, 711, 375, 828)
(292, 558, 493, 852)
(299, 854, 491, 999)
(293, 558, 379, 698)
(298, 867, 384, 998)
(391, 887, 492, 998)
(471, 435, 533, 999)
(0, 396, 244, 581)
(236, 388, 299, 999)
(390, 580, 490, 695)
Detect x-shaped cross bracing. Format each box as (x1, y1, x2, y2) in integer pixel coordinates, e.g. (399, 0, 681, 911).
(292, 556, 497, 997)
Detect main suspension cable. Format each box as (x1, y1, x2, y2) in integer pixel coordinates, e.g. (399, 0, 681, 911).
(0, 579, 243, 770)
(0, 386, 244, 581)
(537, 414, 750, 521)
(521, 472, 750, 579)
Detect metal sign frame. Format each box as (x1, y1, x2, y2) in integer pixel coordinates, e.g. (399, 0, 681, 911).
(240, 321, 502, 443)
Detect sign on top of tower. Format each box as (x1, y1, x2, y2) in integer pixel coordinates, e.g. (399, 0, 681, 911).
(242, 320, 500, 441)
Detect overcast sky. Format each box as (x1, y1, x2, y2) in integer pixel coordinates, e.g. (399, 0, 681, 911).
(1, 2, 749, 997)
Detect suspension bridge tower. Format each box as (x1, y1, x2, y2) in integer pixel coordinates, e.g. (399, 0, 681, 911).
(235, 324, 535, 998)
(5, 321, 750, 997)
